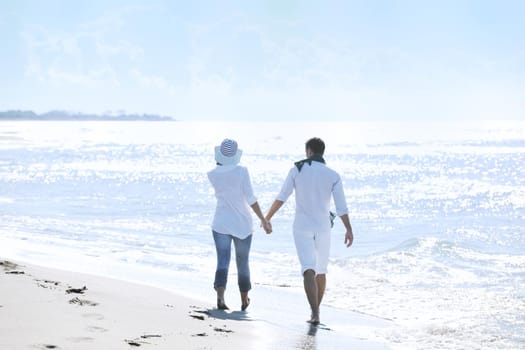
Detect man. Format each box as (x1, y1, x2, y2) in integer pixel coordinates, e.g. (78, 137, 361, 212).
(265, 137, 353, 325)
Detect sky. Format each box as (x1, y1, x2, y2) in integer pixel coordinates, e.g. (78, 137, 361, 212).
(0, 0, 524, 121)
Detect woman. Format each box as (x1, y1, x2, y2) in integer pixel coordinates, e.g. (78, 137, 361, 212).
(207, 138, 271, 311)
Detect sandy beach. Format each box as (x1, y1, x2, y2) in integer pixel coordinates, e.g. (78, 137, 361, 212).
(0, 257, 390, 350)
(0, 258, 266, 350)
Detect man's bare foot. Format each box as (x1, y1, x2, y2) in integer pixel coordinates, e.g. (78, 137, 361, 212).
(307, 312, 320, 325)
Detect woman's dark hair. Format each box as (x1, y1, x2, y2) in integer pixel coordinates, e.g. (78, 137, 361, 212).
(305, 137, 325, 155)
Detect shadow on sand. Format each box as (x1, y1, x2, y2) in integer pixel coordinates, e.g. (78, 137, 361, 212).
(206, 309, 253, 321)
(307, 324, 318, 336)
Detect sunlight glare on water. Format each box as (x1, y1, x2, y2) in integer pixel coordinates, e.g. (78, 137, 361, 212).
(1, 120, 524, 350)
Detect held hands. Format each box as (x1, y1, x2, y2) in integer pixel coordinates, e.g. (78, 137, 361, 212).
(261, 219, 272, 234)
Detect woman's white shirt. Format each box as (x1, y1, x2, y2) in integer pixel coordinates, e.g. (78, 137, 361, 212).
(207, 165, 257, 239)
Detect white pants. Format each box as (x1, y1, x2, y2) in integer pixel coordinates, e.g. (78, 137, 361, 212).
(293, 229, 331, 275)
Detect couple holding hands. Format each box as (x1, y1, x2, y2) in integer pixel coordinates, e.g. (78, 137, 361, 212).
(207, 137, 353, 325)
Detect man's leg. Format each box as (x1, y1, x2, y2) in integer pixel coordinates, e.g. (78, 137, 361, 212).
(316, 273, 326, 307)
(314, 230, 330, 313)
(303, 269, 320, 324)
(294, 230, 320, 323)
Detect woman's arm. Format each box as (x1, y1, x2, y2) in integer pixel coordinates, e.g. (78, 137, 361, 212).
(251, 202, 272, 234)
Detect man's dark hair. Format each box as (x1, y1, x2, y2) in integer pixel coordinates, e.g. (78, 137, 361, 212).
(305, 137, 325, 155)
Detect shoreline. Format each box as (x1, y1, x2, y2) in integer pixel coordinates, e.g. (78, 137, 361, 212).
(0, 257, 390, 349)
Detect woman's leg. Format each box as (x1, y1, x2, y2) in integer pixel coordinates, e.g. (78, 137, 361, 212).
(233, 234, 252, 309)
(213, 230, 232, 309)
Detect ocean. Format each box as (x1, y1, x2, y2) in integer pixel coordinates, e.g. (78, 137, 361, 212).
(1, 120, 524, 349)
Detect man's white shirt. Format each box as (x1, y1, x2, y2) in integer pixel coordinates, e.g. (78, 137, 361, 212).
(276, 161, 348, 232)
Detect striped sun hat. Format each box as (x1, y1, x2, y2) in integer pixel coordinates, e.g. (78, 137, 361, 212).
(215, 138, 242, 165)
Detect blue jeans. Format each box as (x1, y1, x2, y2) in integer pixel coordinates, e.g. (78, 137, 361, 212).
(213, 230, 252, 293)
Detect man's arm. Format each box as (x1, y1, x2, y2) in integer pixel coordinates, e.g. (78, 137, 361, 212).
(265, 167, 294, 232)
(265, 199, 284, 222)
(340, 214, 354, 247)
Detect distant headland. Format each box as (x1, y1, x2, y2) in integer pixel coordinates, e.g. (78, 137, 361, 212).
(0, 110, 176, 121)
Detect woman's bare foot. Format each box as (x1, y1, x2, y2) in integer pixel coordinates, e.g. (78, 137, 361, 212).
(216, 287, 228, 310)
(241, 297, 250, 311)
(240, 291, 250, 311)
(217, 298, 229, 310)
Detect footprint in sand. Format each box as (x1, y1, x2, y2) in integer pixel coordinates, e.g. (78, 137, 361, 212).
(191, 332, 208, 337)
(43, 279, 60, 285)
(35, 344, 59, 349)
(124, 335, 162, 347)
(35, 279, 61, 289)
(125, 340, 143, 347)
(82, 313, 105, 321)
(69, 297, 98, 306)
(86, 326, 108, 333)
(213, 327, 233, 333)
(66, 337, 94, 343)
(1, 261, 26, 275)
(141, 334, 162, 339)
(188, 307, 210, 321)
(66, 286, 87, 294)
(190, 314, 206, 321)
(0, 260, 19, 270)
